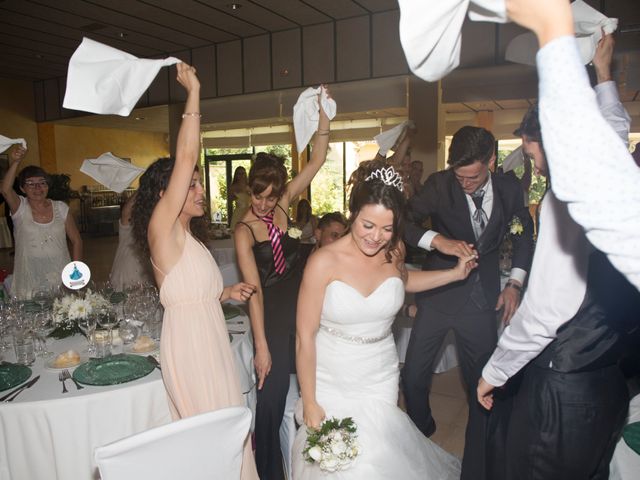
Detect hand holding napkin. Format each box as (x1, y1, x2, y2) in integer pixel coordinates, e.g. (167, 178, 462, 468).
(506, 0, 617, 66)
(0, 135, 27, 154)
(374, 121, 415, 157)
(293, 86, 337, 154)
(63, 37, 181, 116)
(80, 152, 145, 193)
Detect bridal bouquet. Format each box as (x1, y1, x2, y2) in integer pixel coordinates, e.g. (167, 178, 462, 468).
(50, 290, 111, 339)
(303, 417, 360, 472)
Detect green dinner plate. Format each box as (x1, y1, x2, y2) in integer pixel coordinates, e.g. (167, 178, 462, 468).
(20, 300, 42, 313)
(223, 304, 243, 320)
(622, 422, 640, 455)
(0, 363, 32, 392)
(73, 354, 154, 386)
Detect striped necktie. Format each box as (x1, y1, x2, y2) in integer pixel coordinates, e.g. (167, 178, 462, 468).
(259, 210, 286, 275)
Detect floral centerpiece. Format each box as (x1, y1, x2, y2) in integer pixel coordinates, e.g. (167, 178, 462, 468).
(50, 289, 111, 339)
(303, 417, 359, 473)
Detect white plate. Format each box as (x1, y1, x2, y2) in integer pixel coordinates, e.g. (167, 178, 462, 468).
(45, 354, 87, 371)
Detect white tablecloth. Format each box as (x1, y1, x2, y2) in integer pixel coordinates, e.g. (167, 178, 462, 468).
(0, 313, 255, 480)
(610, 393, 640, 480)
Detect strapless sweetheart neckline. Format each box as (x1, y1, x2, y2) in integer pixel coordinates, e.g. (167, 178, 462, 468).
(327, 276, 403, 299)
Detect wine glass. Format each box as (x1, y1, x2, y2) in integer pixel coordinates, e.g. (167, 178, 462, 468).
(33, 311, 56, 357)
(97, 307, 118, 346)
(77, 314, 97, 355)
(32, 285, 52, 312)
(0, 304, 11, 351)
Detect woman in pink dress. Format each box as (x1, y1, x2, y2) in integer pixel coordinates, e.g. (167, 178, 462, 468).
(132, 63, 258, 480)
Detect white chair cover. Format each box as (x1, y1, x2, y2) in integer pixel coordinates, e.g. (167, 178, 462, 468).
(94, 406, 251, 480)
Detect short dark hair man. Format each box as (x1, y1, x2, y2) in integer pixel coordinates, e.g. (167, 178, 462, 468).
(403, 125, 534, 479)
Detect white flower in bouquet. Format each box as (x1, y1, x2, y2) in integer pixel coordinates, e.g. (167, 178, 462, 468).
(67, 298, 92, 320)
(303, 417, 359, 473)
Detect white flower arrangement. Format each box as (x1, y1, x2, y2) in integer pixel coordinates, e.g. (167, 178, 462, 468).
(509, 216, 524, 236)
(287, 226, 303, 239)
(50, 290, 111, 337)
(304, 417, 359, 473)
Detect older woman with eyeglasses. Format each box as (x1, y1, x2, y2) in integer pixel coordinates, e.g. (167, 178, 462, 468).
(0, 145, 82, 299)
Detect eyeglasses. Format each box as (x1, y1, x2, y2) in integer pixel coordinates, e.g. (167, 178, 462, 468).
(24, 181, 48, 189)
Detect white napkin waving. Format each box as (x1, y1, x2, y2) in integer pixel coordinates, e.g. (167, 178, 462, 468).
(399, 0, 507, 82)
(501, 145, 523, 173)
(374, 121, 415, 156)
(80, 152, 145, 193)
(292, 86, 337, 154)
(506, 0, 617, 66)
(0, 135, 27, 154)
(63, 37, 181, 117)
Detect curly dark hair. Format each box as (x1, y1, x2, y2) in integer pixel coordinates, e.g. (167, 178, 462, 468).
(132, 157, 210, 256)
(447, 126, 495, 168)
(347, 158, 406, 263)
(248, 152, 288, 198)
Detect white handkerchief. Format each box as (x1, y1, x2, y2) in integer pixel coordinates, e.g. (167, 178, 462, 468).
(506, 0, 617, 66)
(399, 0, 507, 82)
(374, 121, 415, 156)
(63, 37, 181, 117)
(80, 152, 145, 193)
(292, 86, 337, 154)
(0, 135, 27, 154)
(501, 145, 523, 173)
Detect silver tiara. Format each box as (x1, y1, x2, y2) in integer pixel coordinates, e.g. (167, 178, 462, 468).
(365, 166, 404, 192)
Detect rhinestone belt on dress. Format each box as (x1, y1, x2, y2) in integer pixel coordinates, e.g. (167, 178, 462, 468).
(319, 324, 391, 344)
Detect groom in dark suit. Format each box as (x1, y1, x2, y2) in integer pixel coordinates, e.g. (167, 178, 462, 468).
(402, 126, 534, 479)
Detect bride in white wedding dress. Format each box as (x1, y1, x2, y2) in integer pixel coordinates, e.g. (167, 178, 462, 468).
(293, 160, 477, 480)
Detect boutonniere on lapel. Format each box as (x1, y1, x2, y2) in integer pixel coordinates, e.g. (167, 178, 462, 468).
(509, 216, 524, 236)
(287, 226, 302, 239)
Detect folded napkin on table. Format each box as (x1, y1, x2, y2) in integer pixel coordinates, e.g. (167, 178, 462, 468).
(80, 152, 145, 193)
(0, 135, 27, 154)
(398, 0, 507, 82)
(506, 0, 617, 66)
(374, 120, 415, 157)
(63, 37, 181, 116)
(292, 86, 337, 154)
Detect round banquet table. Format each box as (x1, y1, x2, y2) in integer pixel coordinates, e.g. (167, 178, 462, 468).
(0, 312, 255, 480)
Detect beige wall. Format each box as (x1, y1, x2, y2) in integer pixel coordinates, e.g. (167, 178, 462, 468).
(0, 78, 41, 167)
(53, 125, 168, 190)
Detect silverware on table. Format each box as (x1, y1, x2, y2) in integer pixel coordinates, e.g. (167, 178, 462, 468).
(58, 371, 68, 394)
(63, 369, 83, 390)
(146, 355, 161, 371)
(1, 375, 41, 402)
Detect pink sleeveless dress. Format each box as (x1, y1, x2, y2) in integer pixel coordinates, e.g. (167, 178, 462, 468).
(155, 232, 258, 479)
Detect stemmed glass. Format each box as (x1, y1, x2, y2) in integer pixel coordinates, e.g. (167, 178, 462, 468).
(77, 314, 97, 356)
(33, 310, 55, 357)
(0, 304, 12, 352)
(97, 306, 118, 346)
(32, 285, 52, 312)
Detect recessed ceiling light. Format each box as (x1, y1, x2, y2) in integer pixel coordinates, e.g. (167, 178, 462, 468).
(134, 117, 145, 121)
(118, 32, 128, 38)
(228, 3, 241, 10)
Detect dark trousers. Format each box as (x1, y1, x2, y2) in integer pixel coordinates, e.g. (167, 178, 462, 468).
(254, 330, 295, 480)
(401, 301, 498, 480)
(505, 364, 629, 480)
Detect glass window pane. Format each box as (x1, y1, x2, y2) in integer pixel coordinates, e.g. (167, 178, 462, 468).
(254, 145, 292, 174)
(311, 142, 344, 215)
(207, 162, 228, 224)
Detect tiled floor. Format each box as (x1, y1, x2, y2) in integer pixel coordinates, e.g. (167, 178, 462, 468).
(0, 233, 469, 458)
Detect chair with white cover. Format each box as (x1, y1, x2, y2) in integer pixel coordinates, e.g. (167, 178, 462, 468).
(95, 406, 251, 480)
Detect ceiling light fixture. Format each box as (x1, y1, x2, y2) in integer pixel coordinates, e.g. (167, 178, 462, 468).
(134, 117, 145, 121)
(228, 3, 241, 10)
(118, 32, 128, 38)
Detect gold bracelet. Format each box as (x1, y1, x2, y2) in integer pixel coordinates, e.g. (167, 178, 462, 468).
(182, 112, 202, 119)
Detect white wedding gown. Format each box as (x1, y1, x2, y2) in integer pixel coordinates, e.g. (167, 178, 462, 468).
(292, 277, 461, 479)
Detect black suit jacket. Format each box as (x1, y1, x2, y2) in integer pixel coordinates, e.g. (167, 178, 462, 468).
(405, 169, 534, 314)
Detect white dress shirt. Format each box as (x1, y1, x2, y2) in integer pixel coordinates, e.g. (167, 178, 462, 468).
(482, 35, 635, 386)
(418, 174, 527, 285)
(539, 36, 640, 291)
